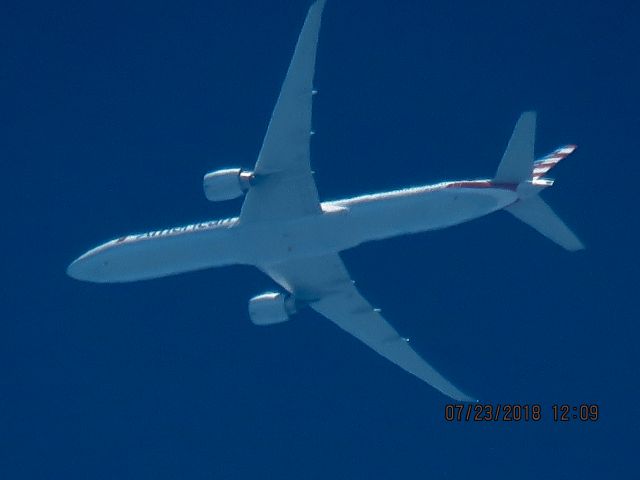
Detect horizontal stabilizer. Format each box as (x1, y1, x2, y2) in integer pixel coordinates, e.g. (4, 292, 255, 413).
(494, 111, 537, 184)
(505, 196, 584, 251)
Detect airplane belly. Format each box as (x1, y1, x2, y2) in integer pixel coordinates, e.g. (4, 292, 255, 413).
(68, 227, 242, 283)
(338, 187, 516, 245)
(235, 188, 517, 265)
(233, 214, 350, 266)
(67, 188, 516, 283)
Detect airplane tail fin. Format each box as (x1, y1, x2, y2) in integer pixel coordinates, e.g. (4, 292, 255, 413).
(495, 112, 584, 251)
(531, 144, 577, 185)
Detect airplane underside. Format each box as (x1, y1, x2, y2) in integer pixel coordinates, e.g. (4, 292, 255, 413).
(68, 183, 516, 283)
(67, 0, 583, 401)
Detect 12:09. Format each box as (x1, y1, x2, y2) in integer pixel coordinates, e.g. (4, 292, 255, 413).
(552, 404, 599, 422)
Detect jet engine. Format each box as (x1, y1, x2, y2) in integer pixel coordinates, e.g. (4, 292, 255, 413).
(248, 292, 297, 326)
(203, 168, 254, 201)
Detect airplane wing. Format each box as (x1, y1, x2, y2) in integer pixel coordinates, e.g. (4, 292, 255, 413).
(260, 254, 476, 401)
(240, 0, 326, 223)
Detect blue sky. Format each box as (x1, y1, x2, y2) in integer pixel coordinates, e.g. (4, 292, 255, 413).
(3, 0, 639, 478)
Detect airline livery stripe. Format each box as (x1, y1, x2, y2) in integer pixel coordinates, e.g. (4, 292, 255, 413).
(531, 145, 576, 179)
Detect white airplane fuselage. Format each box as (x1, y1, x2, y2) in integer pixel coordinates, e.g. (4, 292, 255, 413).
(65, 0, 585, 402)
(67, 180, 517, 283)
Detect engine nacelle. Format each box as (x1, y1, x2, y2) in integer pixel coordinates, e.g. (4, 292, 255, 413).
(248, 292, 296, 326)
(203, 168, 253, 202)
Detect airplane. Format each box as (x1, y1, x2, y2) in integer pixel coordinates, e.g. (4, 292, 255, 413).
(67, 0, 584, 401)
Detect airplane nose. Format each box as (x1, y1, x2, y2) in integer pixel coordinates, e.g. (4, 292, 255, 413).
(66, 255, 91, 281)
(66, 249, 108, 282)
